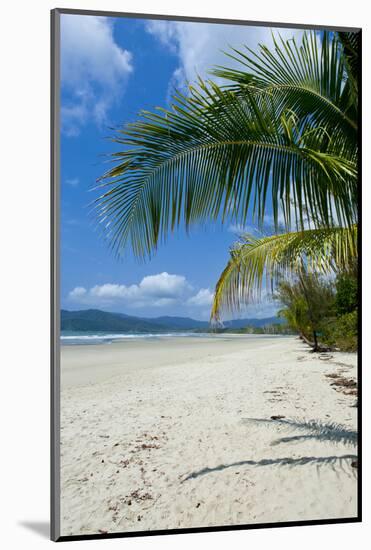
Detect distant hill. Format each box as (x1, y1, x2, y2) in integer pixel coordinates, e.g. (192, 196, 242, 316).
(61, 309, 281, 333)
(223, 316, 282, 329)
(143, 315, 208, 330)
(61, 309, 167, 333)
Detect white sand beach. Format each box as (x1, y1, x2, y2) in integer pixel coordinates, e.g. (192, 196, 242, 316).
(60, 335, 358, 536)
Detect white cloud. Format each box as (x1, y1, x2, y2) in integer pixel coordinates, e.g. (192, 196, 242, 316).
(69, 286, 87, 299)
(61, 15, 133, 135)
(228, 223, 259, 235)
(90, 283, 132, 299)
(68, 272, 193, 308)
(146, 20, 303, 93)
(139, 272, 192, 297)
(68, 273, 279, 319)
(146, 20, 179, 53)
(187, 288, 214, 306)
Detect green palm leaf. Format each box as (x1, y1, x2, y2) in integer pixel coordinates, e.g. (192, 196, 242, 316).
(338, 31, 360, 102)
(211, 225, 357, 321)
(212, 31, 358, 137)
(95, 30, 358, 259)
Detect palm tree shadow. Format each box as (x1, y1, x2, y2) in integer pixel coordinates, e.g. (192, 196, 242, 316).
(183, 454, 357, 481)
(244, 417, 358, 447)
(182, 417, 357, 482)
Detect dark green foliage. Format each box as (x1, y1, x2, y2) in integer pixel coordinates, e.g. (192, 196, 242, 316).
(277, 269, 358, 352)
(323, 310, 358, 352)
(322, 270, 358, 351)
(335, 273, 358, 315)
(333, 310, 358, 352)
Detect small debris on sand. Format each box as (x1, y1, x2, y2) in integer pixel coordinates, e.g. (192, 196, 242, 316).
(331, 378, 357, 388)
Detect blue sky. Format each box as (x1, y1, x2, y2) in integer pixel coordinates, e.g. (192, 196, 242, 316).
(60, 14, 302, 320)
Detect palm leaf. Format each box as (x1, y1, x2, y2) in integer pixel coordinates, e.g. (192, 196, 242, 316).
(95, 31, 357, 259)
(212, 31, 358, 137)
(211, 225, 357, 321)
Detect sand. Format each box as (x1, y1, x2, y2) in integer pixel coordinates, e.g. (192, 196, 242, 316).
(59, 335, 358, 536)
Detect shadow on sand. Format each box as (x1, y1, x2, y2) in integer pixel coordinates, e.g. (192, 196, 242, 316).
(182, 417, 357, 482)
(244, 417, 357, 447)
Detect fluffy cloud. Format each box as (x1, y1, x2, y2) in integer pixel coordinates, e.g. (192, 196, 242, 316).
(61, 15, 133, 135)
(69, 286, 87, 299)
(146, 20, 303, 93)
(68, 272, 193, 308)
(228, 223, 258, 236)
(138, 272, 192, 298)
(68, 273, 279, 318)
(187, 288, 214, 306)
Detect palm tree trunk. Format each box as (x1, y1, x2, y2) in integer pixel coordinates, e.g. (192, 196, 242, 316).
(312, 330, 319, 352)
(298, 262, 319, 351)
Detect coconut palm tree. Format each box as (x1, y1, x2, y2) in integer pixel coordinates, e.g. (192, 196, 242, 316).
(95, 30, 359, 319)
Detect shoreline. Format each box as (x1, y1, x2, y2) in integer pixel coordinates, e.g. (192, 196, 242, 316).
(60, 335, 357, 536)
(60, 334, 287, 388)
(60, 332, 290, 347)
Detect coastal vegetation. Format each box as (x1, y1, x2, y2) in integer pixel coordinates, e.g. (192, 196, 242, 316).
(275, 268, 358, 351)
(96, 30, 359, 348)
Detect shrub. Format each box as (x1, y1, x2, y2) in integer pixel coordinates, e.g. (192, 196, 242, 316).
(335, 273, 358, 315)
(324, 310, 358, 352)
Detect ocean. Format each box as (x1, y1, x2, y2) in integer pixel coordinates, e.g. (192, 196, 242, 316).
(60, 331, 216, 345)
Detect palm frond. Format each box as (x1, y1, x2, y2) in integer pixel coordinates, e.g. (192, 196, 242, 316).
(338, 31, 360, 112)
(95, 31, 358, 259)
(211, 225, 357, 321)
(95, 81, 356, 258)
(212, 31, 358, 136)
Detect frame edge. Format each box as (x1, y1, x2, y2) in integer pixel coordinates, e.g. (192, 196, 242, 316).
(51, 7, 61, 543)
